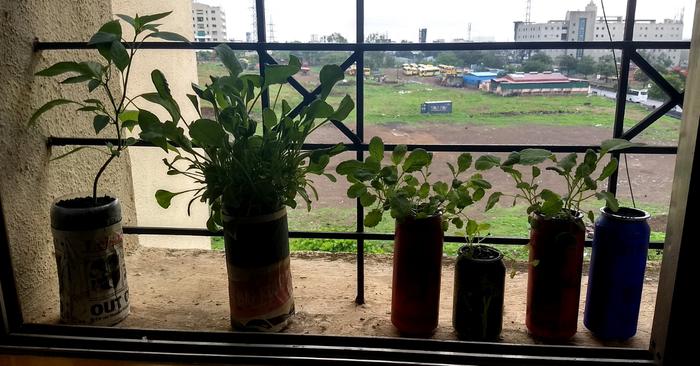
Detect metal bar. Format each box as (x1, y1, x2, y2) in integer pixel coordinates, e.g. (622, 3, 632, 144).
(622, 100, 679, 140)
(14, 323, 655, 361)
(47, 137, 678, 154)
(609, 0, 638, 196)
(0, 195, 23, 334)
(630, 51, 684, 107)
(354, 0, 366, 306)
(261, 52, 312, 99)
(33, 41, 691, 52)
(255, 0, 269, 109)
(121, 226, 664, 250)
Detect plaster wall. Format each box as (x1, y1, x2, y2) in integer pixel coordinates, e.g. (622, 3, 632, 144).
(0, 0, 138, 322)
(112, 0, 209, 249)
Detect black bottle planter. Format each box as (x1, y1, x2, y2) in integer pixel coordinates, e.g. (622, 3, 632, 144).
(50, 194, 130, 325)
(452, 244, 505, 341)
(222, 207, 294, 332)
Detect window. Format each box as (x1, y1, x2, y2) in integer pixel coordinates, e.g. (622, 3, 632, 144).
(212, 24, 217, 28)
(197, 24, 204, 29)
(212, 17, 216, 21)
(197, 17, 203, 21)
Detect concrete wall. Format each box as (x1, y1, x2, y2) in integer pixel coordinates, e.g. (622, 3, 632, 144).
(112, 0, 210, 249)
(0, 0, 138, 322)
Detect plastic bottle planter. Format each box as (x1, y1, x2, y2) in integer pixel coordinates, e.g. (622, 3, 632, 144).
(526, 212, 585, 340)
(584, 207, 651, 340)
(50, 194, 130, 325)
(391, 215, 444, 336)
(452, 245, 505, 341)
(222, 207, 294, 332)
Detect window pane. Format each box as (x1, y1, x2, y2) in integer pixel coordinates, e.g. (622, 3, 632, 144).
(265, 0, 356, 42)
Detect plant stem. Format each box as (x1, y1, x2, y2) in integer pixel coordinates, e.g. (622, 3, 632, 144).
(93, 154, 116, 205)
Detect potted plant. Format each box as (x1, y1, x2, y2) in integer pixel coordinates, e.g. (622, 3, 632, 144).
(29, 12, 188, 325)
(137, 44, 354, 331)
(452, 221, 505, 341)
(335, 138, 492, 336)
(476, 139, 636, 340)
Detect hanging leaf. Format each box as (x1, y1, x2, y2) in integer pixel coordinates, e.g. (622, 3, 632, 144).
(29, 99, 80, 127)
(93, 115, 111, 134)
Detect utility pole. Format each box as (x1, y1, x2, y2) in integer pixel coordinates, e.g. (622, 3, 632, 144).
(268, 15, 276, 42)
(468, 23, 472, 41)
(525, 0, 532, 23)
(249, 0, 257, 42)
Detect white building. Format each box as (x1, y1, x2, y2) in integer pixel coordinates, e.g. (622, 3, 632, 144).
(514, 1, 684, 65)
(192, 2, 227, 42)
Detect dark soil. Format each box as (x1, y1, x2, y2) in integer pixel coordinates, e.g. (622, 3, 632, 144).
(55, 195, 115, 209)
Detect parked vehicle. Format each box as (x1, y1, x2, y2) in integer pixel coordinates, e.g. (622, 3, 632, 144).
(626, 88, 649, 103)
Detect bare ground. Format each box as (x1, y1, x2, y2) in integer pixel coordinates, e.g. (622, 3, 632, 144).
(35, 248, 658, 349)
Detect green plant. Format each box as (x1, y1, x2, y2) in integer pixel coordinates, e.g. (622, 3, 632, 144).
(30, 12, 188, 205)
(335, 137, 491, 230)
(476, 139, 639, 223)
(138, 44, 354, 229)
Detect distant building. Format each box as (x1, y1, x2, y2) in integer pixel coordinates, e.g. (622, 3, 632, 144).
(419, 28, 427, 43)
(192, 1, 227, 42)
(489, 72, 589, 96)
(463, 71, 499, 89)
(514, 0, 683, 65)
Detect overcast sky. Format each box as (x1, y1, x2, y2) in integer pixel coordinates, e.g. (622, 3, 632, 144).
(195, 0, 695, 42)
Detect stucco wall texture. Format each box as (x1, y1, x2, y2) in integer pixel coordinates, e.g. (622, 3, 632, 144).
(0, 0, 138, 322)
(113, 0, 209, 250)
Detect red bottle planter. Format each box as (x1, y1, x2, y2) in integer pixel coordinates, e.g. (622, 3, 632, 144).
(391, 215, 444, 336)
(526, 212, 585, 341)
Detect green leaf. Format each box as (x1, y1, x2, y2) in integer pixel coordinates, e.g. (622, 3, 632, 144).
(501, 152, 520, 166)
(265, 54, 301, 86)
(214, 44, 242, 77)
(518, 148, 553, 165)
(122, 120, 137, 132)
(262, 108, 278, 129)
(557, 153, 577, 173)
(29, 99, 79, 127)
(115, 14, 135, 27)
(466, 219, 478, 236)
(587, 210, 595, 223)
(473, 188, 485, 201)
(540, 189, 560, 202)
(368, 136, 384, 161)
(347, 183, 367, 199)
(149, 31, 189, 43)
(119, 110, 139, 122)
(319, 64, 344, 100)
(596, 191, 620, 212)
(187, 94, 200, 116)
(49, 146, 107, 161)
(485, 192, 502, 211)
(142, 92, 180, 123)
(532, 166, 541, 178)
(36, 62, 89, 77)
(600, 138, 641, 153)
(475, 155, 501, 170)
(540, 198, 563, 216)
(402, 148, 431, 173)
(364, 209, 383, 227)
(329, 94, 355, 121)
(155, 189, 177, 209)
(597, 158, 619, 181)
(93, 115, 110, 134)
(189, 119, 226, 147)
(138, 11, 172, 25)
(432, 181, 449, 196)
(336, 160, 363, 176)
(360, 192, 377, 207)
(391, 144, 407, 165)
(110, 40, 129, 71)
(452, 217, 464, 229)
(88, 79, 101, 92)
(61, 75, 93, 84)
(304, 99, 333, 120)
(418, 182, 430, 198)
(89, 20, 122, 44)
(470, 178, 492, 189)
(457, 153, 472, 172)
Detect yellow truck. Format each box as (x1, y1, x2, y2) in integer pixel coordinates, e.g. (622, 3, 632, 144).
(418, 64, 440, 77)
(348, 64, 370, 76)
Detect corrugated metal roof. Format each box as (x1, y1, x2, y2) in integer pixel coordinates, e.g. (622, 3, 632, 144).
(501, 72, 570, 83)
(467, 71, 499, 77)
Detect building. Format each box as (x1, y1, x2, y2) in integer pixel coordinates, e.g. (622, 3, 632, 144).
(489, 72, 589, 96)
(419, 28, 427, 43)
(463, 71, 499, 89)
(192, 1, 227, 42)
(514, 1, 684, 65)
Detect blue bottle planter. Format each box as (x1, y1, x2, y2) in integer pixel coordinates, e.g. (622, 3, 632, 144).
(584, 207, 651, 340)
